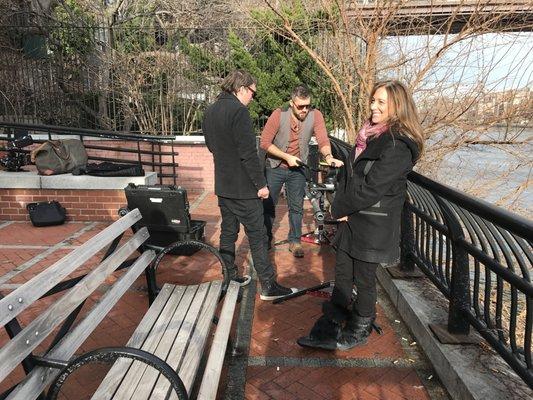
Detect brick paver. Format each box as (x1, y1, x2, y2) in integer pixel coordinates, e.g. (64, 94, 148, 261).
(0, 192, 447, 399)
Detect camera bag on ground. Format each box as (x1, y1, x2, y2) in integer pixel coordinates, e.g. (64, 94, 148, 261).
(31, 139, 88, 175)
(26, 201, 67, 227)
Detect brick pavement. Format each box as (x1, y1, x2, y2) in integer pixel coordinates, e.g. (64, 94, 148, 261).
(0, 191, 448, 400)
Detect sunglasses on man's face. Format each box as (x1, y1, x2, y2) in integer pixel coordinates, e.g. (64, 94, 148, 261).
(247, 86, 257, 98)
(294, 103, 311, 111)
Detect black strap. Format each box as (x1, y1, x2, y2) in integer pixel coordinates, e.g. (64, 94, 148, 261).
(363, 160, 375, 176)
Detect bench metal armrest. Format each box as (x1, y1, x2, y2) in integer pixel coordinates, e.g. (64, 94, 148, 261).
(148, 240, 230, 302)
(46, 347, 189, 400)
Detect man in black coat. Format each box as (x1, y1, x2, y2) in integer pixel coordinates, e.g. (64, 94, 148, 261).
(202, 70, 295, 300)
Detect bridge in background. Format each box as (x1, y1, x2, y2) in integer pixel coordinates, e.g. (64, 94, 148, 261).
(348, 0, 533, 34)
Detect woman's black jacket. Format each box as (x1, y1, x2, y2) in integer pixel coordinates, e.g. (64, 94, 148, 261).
(331, 131, 419, 264)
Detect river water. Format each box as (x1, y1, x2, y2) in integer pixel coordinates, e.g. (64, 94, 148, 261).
(427, 126, 532, 218)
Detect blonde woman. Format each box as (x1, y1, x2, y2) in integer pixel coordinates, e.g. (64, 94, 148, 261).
(298, 80, 425, 350)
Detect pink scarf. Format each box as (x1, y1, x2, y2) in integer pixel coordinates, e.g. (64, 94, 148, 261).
(354, 120, 389, 159)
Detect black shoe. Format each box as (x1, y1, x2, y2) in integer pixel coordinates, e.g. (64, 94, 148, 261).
(297, 335, 337, 350)
(224, 267, 251, 287)
(260, 281, 296, 301)
(232, 275, 251, 286)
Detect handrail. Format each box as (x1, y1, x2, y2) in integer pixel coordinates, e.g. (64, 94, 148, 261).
(0, 122, 177, 142)
(409, 171, 533, 241)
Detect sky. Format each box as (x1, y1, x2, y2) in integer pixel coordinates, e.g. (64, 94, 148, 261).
(382, 32, 533, 93)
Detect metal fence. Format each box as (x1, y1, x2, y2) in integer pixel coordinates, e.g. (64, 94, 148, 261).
(0, 12, 342, 135)
(0, 22, 232, 134)
(329, 137, 533, 389)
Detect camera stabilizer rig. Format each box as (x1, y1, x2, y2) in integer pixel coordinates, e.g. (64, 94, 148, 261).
(298, 160, 339, 245)
(0, 135, 34, 172)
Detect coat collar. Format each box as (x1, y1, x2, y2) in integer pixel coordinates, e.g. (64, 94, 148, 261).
(355, 131, 394, 162)
(218, 91, 241, 104)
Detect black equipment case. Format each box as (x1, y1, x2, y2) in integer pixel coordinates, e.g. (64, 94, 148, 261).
(124, 184, 205, 255)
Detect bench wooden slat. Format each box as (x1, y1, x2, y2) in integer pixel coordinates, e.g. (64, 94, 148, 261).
(154, 281, 222, 399)
(128, 282, 220, 400)
(197, 281, 240, 400)
(6, 249, 156, 400)
(0, 227, 149, 385)
(90, 283, 180, 400)
(0, 208, 142, 328)
(106, 284, 198, 399)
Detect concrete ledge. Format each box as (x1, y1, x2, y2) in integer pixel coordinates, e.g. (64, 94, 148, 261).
(377, 266, 531, 400)
(0, 171, 157, 189)
(0, 171, 41, 188)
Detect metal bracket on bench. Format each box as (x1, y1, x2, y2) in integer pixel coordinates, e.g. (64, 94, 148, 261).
(46, 347, 189, 400)
(148, 240, 230, 303)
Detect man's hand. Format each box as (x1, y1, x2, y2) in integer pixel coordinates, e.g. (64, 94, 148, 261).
(337, 216, 348, 222)
(285, 154, 302, 168)
(326, 155, 344, 167)
(257, 186, 270, 199)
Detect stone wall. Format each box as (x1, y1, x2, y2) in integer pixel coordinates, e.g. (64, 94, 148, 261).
(0, 189, 127, 221)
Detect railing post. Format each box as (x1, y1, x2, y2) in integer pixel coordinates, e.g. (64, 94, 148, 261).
(389, 202, 424, 278)
(400, 202, 416, 272)
(432, 196, 477, 343)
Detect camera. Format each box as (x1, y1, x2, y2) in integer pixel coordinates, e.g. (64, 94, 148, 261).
(0, 135, 34, 171)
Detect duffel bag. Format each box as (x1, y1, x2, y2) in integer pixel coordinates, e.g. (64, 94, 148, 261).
(31, 139, 88, 175)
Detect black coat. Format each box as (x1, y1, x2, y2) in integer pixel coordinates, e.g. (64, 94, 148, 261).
(331, 131, 419, 264)
(203, 92, 266, 199)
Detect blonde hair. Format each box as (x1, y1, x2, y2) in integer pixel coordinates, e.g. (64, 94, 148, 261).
(370, 80, 425, 157)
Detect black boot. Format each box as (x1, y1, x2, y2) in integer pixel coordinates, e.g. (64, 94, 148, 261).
(336, 312, 375, 351)
(297, 302, 347, 350)
(297, 315, 341, 350)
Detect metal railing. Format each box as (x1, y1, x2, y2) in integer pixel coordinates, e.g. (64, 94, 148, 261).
(329, 136, 533, 388)
(402, 172, 532, 388)
(0, 122, 179, 184)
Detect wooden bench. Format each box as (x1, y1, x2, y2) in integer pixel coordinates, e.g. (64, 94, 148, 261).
(0, 208, 240, 400)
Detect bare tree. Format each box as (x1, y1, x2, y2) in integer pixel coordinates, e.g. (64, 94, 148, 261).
(242, 0, 532, 211)
(8, 0, 245, 133)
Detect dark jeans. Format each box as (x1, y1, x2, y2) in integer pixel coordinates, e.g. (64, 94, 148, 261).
(218, 196, 275, 284)
(330, 248, 378, 317)
(264, 166, 307, 244)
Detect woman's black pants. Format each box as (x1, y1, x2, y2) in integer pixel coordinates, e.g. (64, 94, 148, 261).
(330, 248, 378, 318)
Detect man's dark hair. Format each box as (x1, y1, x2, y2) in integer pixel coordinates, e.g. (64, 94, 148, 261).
(291, 85, 311, 100)
(221, 70, 256, 94)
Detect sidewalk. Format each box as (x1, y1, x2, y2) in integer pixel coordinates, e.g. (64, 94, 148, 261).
(0, 191, 449, 400)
